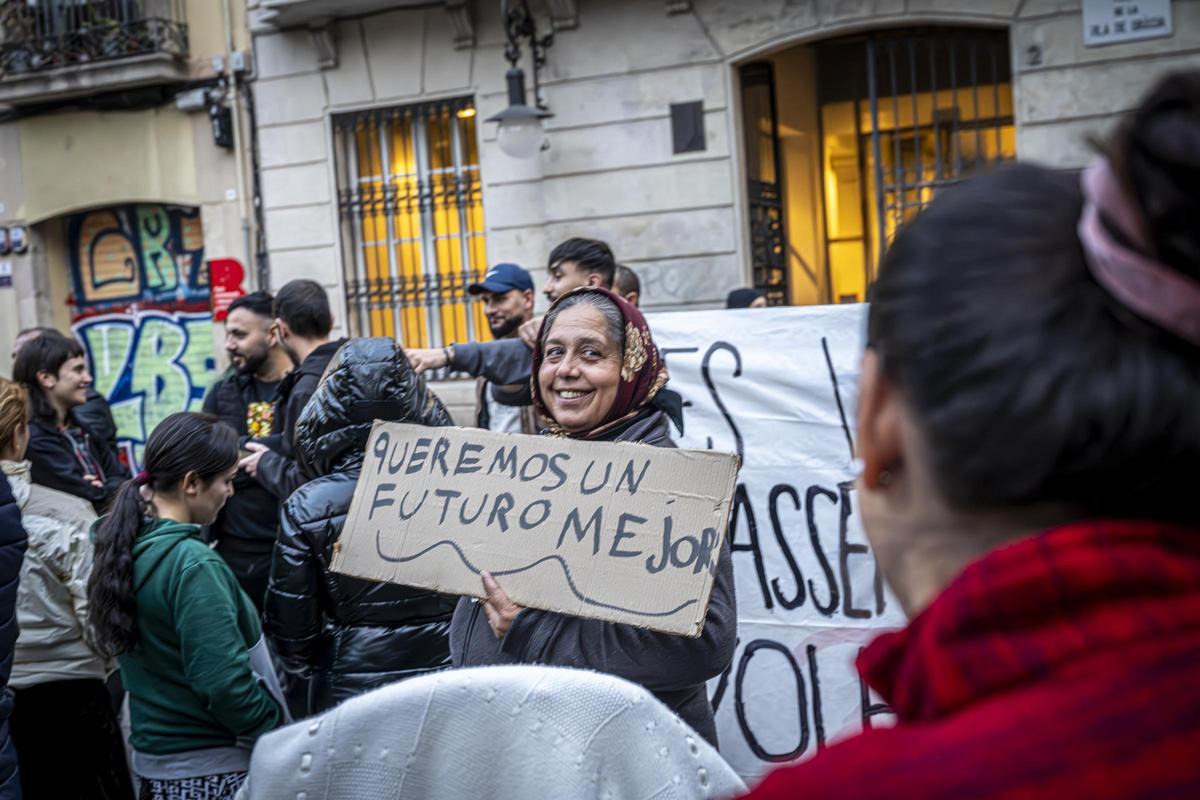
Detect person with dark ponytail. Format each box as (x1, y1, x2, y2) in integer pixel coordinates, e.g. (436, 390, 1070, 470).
(746, 71, 1200, 799)
(88, 412, 285, 800)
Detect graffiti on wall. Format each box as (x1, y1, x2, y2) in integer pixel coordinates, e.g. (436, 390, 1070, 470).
(73, 312, 218, 466)
(68, 204, 209, 311)
(67, 204, 216, 467)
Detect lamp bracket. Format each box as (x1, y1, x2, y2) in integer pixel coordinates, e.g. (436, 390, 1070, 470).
(501, 0, 553, 111)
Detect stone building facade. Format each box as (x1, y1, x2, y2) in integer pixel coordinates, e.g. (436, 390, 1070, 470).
(0, 1, 1193, 434)
(249, 0, 1198, 345)
(0, 0, 256, 464)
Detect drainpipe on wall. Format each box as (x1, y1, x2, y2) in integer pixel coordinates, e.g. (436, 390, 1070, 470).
(243, 78, 269, 292)
(222, 0, 254, 288)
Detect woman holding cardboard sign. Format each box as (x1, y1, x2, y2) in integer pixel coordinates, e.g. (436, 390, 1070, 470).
(448, 287, 737, 747)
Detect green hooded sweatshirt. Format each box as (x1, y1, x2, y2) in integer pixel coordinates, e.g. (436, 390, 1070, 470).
(120, 518, 282, 755)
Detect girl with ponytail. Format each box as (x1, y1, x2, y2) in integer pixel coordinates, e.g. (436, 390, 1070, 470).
(87, 412, 284, 800)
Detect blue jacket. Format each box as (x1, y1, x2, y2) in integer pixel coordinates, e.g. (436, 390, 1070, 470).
(0, 473, 29, 798)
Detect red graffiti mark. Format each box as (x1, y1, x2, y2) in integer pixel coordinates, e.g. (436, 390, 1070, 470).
(69, 298, 212, 322)
(209, 258, 247, 322)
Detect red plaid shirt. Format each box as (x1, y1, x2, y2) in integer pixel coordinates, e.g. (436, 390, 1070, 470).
(745, 519, 1200, 799)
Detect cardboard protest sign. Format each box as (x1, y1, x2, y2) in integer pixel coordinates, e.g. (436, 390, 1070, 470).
(331, 422, 740, 637)
(645, 304, 905, 782)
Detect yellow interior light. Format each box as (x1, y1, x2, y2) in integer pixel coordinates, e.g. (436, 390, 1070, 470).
(456, 107, 477, 119)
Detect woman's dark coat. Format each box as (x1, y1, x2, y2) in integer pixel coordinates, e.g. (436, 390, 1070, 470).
(448, 408, 738, 746)
(0, 474, 26, 798)
(26, 412, 127, 512)
(264, 338, 458, 713)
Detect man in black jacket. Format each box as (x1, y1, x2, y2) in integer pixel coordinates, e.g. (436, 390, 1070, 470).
(202, 291, 293, 610)
(12, 334, 129, 511)
(240, 280, 346, 503)
(0, 473, 27, 799)
(264, 338, 456, 714)
(12, 327, 120, 467)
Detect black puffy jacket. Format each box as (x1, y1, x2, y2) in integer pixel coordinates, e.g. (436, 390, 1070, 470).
(264, 338, 459, 714)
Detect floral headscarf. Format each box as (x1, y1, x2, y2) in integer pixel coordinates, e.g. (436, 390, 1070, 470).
(531, 287, 669, 439)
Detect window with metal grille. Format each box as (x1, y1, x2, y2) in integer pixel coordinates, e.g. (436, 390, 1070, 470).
(333, 98, 489, 348)
(818, 27, 1015, 294)
(860, 28, 1015, 259)
(740, 27, 1014, 307)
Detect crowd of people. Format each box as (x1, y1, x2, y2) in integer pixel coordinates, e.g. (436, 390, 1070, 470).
(0, 70, 1196, 799)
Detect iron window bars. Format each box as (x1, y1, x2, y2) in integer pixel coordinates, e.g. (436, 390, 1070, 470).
(333, 98, 489, 351)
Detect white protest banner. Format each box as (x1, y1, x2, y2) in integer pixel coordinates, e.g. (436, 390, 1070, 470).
(646, 304, 903, 783)
(330, 422, 740, 637)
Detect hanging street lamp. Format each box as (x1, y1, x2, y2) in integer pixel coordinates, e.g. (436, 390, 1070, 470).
(487, 0, 553, 159)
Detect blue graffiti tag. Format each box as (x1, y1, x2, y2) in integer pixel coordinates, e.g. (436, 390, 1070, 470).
(73, 311, 218, 468)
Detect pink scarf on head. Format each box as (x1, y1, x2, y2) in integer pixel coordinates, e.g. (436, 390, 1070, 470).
(1077, 158, 1200, 347)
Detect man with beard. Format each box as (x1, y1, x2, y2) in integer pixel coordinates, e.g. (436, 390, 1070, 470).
(202, 291, 292, 610)
(240, 280, 346, 504)
(464, 263, 537, 433)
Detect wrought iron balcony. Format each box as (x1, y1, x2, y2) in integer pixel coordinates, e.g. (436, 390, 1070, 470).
(0, 0, 189, 104)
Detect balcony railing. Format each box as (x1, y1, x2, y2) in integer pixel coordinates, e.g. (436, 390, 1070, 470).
(0, 0, 187, 79)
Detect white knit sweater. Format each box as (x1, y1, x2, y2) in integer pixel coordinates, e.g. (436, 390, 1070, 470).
(236, 664, 745, 800)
